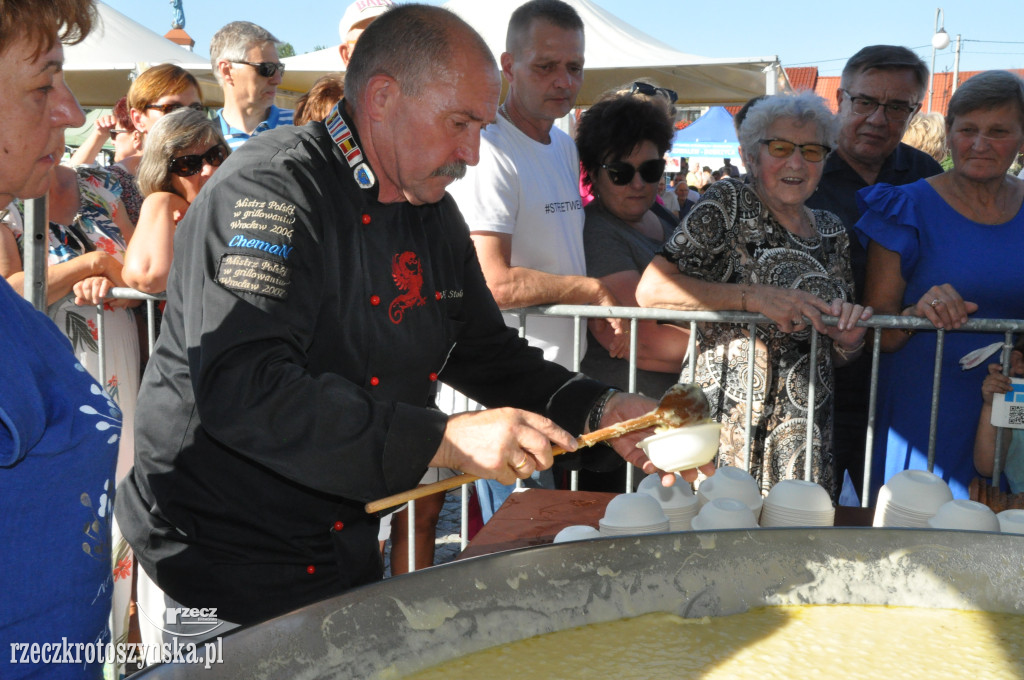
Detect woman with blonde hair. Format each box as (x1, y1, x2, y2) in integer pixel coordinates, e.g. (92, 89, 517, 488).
(901, 111, 947, 163)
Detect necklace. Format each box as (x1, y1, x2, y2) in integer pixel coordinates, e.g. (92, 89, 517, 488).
(498, 102, 513, 124)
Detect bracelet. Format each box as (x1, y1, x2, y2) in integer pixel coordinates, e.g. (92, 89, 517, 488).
(588, 388, 620, 433)
(740, 285, 748, 312)
(833, 339, 865, 361)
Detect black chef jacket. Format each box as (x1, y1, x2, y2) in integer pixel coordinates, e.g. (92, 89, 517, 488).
(115, 102, 608, 625)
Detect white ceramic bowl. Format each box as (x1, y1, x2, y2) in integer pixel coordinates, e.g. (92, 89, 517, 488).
(698, 466, 762, 509)
(636, 423, 721, 473)
(997, 509, 1024, 535)
(691, 497, 759, 530)
(600, 493, 669, 529)
(553, 525, 602, 543)
(637, 473, 698, 510)
(764, 479, 833, 513)
(926, 499, 1000, 532)
(885, 470, 954, 515)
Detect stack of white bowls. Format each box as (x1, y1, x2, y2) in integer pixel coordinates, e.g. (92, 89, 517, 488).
(760, 479, 835, 527)
(997, 509, 1024, 535)
(637, 473, 700, 531)
(872, 469, 954, 528)
(690, 497, 759, 530)
(697, 466, 763, 522)
(927, 499, 1000, 532)
(598, 492, 670, 536)
(552, 524, 602, 543)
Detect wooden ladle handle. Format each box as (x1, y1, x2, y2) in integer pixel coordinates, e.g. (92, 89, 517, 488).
(364, 412, 662, 515)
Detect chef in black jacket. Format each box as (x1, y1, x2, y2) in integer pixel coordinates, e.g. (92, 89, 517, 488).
(116, 5, 692, 635)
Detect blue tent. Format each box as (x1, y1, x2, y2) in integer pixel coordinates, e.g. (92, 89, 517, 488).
(669, 106, 740, 158)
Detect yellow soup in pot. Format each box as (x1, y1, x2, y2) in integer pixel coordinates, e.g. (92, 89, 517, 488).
(403, 605, 1024, 679)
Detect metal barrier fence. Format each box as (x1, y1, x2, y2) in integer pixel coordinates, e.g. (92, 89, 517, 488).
(87, 291, 1024, 573)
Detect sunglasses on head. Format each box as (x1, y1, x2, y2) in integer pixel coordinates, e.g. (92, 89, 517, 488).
(168, 145, 228, 177)
(145, 102, 205, 114)
(600, 158, 666, 186)
(629, 81, 678, 104)
(759, 139, 831, 163)
(233, 60, 286, 78)
(108, 129, 129, 141)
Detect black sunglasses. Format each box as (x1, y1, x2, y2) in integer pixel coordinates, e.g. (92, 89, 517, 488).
(629, 81, 678, 104)
(600, 158, 666, 186)
(168, 145, 228, 177)
(108, 129, 129, 141)
(145, 102, 204, 114)
(759, 139, 832, 163)
(233, 60, 286, 78)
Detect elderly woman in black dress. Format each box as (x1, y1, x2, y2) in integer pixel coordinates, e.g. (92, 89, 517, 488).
(636, 92, 872, 498)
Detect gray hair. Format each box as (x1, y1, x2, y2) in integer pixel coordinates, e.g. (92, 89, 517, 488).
(137, 108, 227, 196)
(738, 91, 839, 172)
(345, 4, 494, 105)
(946, 70, 1024, 131)
(506, 0, 584, 56)
(209, 21, 280, 85)
(841, 45, 930, 101)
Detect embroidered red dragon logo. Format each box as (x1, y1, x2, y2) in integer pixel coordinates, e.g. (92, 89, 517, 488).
(389, 251, 426, 324)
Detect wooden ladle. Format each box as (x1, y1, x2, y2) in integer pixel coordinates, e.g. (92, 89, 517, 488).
(365, 383, 709, 514)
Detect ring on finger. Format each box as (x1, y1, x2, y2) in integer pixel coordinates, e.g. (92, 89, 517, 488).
(930, 298, 942, 308)
(512, 456, 530, 471)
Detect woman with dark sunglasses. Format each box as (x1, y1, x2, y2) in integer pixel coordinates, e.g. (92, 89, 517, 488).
(573, 92, 691, 489)
(637, 92, 872, 500)
(123, 108, 228, 294)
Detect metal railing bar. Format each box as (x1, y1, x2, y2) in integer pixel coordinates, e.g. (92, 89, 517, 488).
(927, 330, 946, 471)
(744, 321, 757, 474)
(992, 333, 1013, 483)
(805, 329, 819, 482)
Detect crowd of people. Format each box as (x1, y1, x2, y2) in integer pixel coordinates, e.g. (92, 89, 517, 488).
(3, 0, 1024, 677)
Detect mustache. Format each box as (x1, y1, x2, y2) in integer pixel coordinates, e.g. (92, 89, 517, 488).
(431, 161, 467, 180)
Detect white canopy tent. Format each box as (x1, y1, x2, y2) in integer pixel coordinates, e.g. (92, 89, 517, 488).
(279, 0, 789, 106)
(63, 2, 217, 107)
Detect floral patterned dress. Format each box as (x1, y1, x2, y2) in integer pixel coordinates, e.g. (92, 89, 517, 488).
(661, 178, 854, 498)
(7, 166, 140, 677)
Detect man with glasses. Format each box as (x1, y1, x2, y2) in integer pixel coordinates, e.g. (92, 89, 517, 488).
(806, 45, 943, 505)
(210, 21, 292, 151)
(448, 0, 627, 521)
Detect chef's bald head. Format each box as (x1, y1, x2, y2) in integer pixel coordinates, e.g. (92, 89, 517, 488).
(344, 4, 495, 106)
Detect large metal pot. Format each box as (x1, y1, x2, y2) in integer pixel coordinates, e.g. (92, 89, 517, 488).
(135, 528, 1024, 679)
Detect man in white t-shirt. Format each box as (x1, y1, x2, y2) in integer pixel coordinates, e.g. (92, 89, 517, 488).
(448, 0, 627, 520)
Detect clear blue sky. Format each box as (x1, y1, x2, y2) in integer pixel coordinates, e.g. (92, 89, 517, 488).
(103, 0, 1024, 77)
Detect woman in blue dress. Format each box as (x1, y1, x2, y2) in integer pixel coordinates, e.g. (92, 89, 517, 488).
(857, 70, 1024, 500)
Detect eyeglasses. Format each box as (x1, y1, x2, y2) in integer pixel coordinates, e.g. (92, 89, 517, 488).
(168, 145, 228, 177)
(232, 60, 286, 78)
(839, 89, 919, 122)
(600, 158, 666, 185)
(759, 139, 831, 163)
(144, 102, 205, 114)
(108, 129, 129, 141)
(629, 81, 678, 104)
